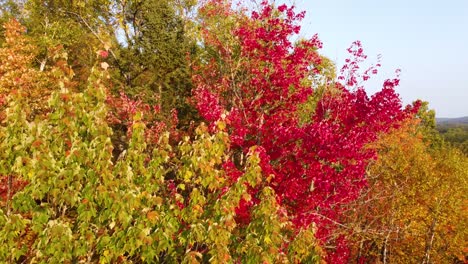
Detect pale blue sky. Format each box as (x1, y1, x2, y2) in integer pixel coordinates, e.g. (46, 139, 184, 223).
(278, 0, 468, 117)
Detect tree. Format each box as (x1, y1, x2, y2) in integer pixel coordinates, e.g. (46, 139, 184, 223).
(0, 18, 322, 263)
(438, 126, 468, 155)
(15, 0, 200, 161)
(115, 0, 194, 110)
(0, 0, 25, 44)
(19, 0, 111, 85)
(0, 18, 77, 120)
(192, 3, 418, 261)
(0, 63, 323, 264)
(343, 120, 468, 263)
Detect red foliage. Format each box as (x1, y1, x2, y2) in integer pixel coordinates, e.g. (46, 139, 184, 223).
(339, 40, 382, 87)
(106, 92, 179, 145)
(193, 1, 420, 262)
(0, 175, 28, 203)
(98, 50, 109, 59)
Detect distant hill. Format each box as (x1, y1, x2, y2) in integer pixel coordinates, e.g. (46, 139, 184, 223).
(436, 116, 468, 125)
(435, 116, 468, 155)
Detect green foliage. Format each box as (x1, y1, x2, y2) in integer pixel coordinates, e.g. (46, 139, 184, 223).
(113, 0, 198, 127)
(3, 0, 197, 125)
(22, 0, 109, 82)
(437, 124, 468, 155)
(0, 50, 321, 263)
(413, 101, 444, 149)
(297, 55, 338, 126)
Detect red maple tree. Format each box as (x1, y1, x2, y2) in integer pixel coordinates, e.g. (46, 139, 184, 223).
(193, 1, 420, 261)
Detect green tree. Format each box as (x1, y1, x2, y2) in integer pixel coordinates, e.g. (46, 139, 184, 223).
(10, 0, 200, 161)
(113, 0, 198, 127)
(22, 0, 113, 85)
(438, 125, 468, 155)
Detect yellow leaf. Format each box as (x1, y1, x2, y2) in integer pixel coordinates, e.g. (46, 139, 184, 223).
(147, 211, 159, 222)
(154, 196, 163, 206)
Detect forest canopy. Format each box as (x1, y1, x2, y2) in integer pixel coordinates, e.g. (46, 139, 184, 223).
(0, 0, 466, 263)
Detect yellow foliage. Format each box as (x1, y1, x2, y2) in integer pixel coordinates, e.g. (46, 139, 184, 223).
(0, 19, 75, 121)
(345, 120, 468, 263)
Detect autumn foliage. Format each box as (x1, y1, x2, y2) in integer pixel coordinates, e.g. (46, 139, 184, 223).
(193, 1, 419, 259)
(0, 0, 466, 263)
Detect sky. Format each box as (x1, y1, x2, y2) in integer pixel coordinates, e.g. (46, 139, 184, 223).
(277, 0, 468, 117)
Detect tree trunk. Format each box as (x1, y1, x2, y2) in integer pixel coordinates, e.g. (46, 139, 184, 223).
(422, 217, 437, 264)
